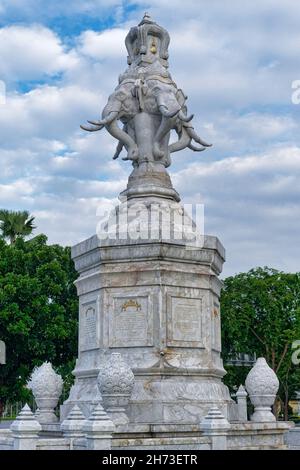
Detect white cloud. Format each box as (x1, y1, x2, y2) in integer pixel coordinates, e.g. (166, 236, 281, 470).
(0, 1, 300, 276)
(0, 178, 34, 204)
(78, 28, 127, 60)
(0, 0, 123, 21)
(0, 25, 78, 83)
(172, 146, 300, 275)
(0, 85, 99, 143)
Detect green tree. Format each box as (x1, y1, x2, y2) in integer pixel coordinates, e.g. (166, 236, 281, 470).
(0, 235, 78, 413)
(0, 210, 36, 245)
(221, 267, 300, 420)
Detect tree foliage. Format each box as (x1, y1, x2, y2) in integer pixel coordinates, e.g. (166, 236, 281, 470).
(221, 267, 300, 419)
(0, 235, 78, 407)
(0, 210, 36, 245)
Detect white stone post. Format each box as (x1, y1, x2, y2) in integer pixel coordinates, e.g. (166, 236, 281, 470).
(83, 403, 115, 450)
(27, 362, 63, 424)
(61, 405, 86, 450)
(10, 404, 41, 450)
(200, 406, 231, 450)
(236, 385, 248, 422)
(97, 352, 135, 426)
(245, 357, 279, 422)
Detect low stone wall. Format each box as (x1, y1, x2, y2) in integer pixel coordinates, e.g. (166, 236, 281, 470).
(113, 436, 211, 451)
(228, 422, 291, 450)
(111, 422, 292, 450)
(0, 429, 13, 450)
(37, 438, 70, 451)
(0, 419, 294, 451)
(285, 426, 300, 450)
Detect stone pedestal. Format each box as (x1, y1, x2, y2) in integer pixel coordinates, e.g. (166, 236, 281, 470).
(10, 404, 41, 450)
(61, 187, 231, 424)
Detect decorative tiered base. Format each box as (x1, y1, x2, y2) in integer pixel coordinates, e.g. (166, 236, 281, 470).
(61, 179, 232, 424)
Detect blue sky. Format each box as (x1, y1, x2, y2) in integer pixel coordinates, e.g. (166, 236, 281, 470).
(0, 0, 300, 276)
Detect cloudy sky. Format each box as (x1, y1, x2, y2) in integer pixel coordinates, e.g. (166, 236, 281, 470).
(0, 0, 299, 277)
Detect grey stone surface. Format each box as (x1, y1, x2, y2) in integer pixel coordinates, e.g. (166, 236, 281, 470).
(61, 405, 86, 439)
(200, 406, 230, 450)
(37, 438, 70, 450)
(0, 420, 294, 451)
(98, 352, 134, 426)
(228, 421, 292, 450)
(27, 362, 63, 424)
(285, 426, 300, 449)
(64, 188, 229, 427)
(83, 403, 115, 450)
(0, 421, 12, 428)
(245, 357, 279, 422)
(236, 385, 248, 422)
(63, 226, 232, 425)
(112, 421, 292, 450)
(10, 404, 41, 450)
(0, 429, 13, 450)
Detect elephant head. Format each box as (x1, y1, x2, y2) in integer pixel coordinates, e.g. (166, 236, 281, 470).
(81, 82, 140, 162)
(142, 82, 194, 163)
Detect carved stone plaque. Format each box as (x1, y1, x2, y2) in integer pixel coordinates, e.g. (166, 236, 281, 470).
(167, 296, 202, 347)
(80, 301, 98, 351)
(211, 303, 221, 352)
(109, 296, 152, 347)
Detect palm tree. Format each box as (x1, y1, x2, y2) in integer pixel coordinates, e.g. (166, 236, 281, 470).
(0, 210, 36, 244)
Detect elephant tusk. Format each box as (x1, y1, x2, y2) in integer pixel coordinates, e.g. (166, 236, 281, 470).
(87, 120, 105, 129)
(101, 111, 119, 125)
(178, 110, 194, 122)
(186, 127, 212, 147)
(188, 143, 206, 152)
(169, 127, 191, 154)
(87, 111, 119, 128)
(80, 124, 103, 132)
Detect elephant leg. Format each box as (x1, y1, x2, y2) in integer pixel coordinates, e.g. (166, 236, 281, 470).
(164, 150, 171, 168)
(121, 121, 137, 161)
(153, 116, 176, 160)
(113, 123, 129, 159)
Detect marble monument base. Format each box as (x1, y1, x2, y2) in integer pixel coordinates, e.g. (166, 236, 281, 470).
(61, 196, 232, 424)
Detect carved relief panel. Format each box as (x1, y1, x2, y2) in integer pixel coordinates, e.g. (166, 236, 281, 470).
(108, 293, 154, 348)
(79, 297, 100, 352)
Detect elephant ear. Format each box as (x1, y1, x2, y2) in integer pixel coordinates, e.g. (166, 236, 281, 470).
(176, 89, 187, 107)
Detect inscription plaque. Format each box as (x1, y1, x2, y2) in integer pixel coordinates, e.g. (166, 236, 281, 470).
(110, 296, 152, 347)
(212, 303, 221, 351)
(167, 296, 202, 347)
(81, 302, 98, 351)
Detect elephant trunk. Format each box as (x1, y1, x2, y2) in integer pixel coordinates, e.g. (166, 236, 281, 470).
(178, 110, 194, 122)
(159, 104, 180, 118)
